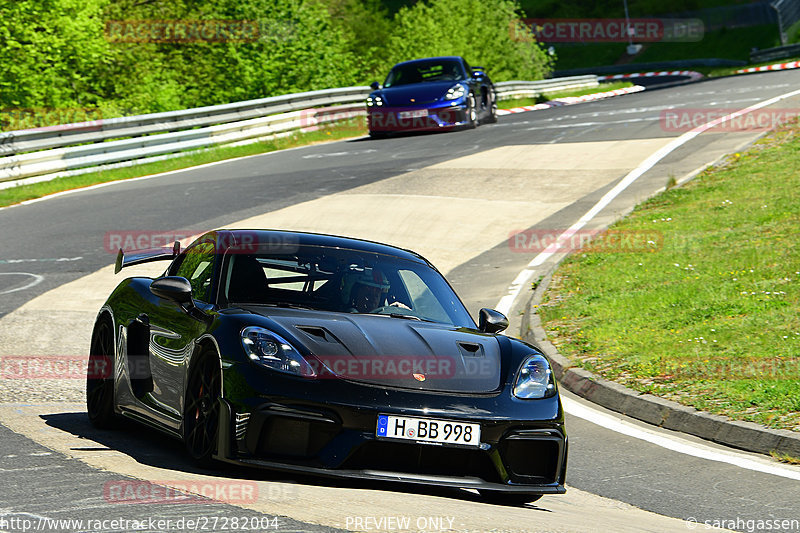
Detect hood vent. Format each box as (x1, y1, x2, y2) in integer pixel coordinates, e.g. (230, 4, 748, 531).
(457, 342, 484, 357)
(296, 325, 335, 343)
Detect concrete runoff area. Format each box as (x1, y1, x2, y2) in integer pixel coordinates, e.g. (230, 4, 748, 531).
(0, 137, 674, 363)
(0, 137, 715, 531)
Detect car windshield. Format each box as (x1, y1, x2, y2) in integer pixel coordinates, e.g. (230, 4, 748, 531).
(220, 243, 476, 328)
(383, 59, 465, 88)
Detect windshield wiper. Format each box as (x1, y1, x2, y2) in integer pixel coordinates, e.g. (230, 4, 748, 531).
(382, 313, 436, 322)
(275, 302, 314, 310)
(239, 302, 315, 310)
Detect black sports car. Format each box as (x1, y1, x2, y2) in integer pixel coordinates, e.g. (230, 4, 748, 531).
(366, 56, 497, 137)
(87, 230, 566, 503)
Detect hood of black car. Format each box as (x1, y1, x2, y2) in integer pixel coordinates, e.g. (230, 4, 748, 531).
(243, 307, 501, 393)
(378, 81, 462, 107)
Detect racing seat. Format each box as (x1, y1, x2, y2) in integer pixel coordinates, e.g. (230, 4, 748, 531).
(226, 255, 268, 303)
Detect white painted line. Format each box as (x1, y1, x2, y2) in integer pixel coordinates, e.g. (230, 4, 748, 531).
(526, 117, 660, 130)
(496, 85, 800, 316)
(0, 273, 44, 295)
(563, 397, 800, 481)
(302, 149, 376, 159)
(0, 257, 81, 265)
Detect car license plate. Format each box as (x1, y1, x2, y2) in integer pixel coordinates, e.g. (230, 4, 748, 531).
(376, 414, 480, 447)
(398, 109, 428, 119)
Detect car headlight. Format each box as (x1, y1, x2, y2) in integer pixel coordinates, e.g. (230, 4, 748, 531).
(241, 326, 316, 378)
(444, 84, 466, 101)
(513, 353, 556, 399)
(366, 95, 384, 107)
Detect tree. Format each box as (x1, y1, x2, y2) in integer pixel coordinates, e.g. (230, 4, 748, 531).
(387, 0, 552, 81)
(0, 0, 110, 109)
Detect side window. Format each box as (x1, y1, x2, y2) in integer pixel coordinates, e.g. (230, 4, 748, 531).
(175, 241, 216, 303)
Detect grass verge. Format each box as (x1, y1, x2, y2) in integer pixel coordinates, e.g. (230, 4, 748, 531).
(0, 123, 366, 208)
(499, 81, 634, 109)
(538, 120, 800, 432)
(770, 451, 800, 465)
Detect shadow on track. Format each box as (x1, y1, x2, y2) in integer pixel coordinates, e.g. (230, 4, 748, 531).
(40, 411, 550, 510)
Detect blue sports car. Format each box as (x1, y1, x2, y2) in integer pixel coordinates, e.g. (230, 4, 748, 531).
(366, 56, 497, 137)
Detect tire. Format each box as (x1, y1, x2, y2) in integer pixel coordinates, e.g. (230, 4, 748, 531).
(183, 348, 222, 467)
(86, 316, 118, 428)
(485, 91, 498, 124)
(479, 490, 543, 505)
(466, 94, 478, 129)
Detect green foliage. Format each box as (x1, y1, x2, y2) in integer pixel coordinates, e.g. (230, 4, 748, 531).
(100, 0, 360, 113)
(0, 0, 550, 124)
(387, 0, 552, 81)
(321, 0, 394, 82)
(0, 0, 111, 108)
(550, 24, 780, 71)
(517, 0, 757, 18)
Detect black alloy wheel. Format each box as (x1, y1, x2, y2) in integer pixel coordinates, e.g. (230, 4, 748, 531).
(87, 317, 118, 428)
(183, 349, 222, 466)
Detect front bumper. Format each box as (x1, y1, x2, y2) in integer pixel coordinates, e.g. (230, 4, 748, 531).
(367, 102, 469, 133)
(214, 369, 567, 494)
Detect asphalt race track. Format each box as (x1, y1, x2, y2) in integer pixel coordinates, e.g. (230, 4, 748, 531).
(1, 71, 800, 532)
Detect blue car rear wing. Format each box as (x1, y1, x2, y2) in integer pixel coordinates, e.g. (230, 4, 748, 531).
(114, 241, 180, 274)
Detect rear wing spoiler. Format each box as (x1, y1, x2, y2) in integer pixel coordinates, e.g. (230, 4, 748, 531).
(114, 241, 181, 274)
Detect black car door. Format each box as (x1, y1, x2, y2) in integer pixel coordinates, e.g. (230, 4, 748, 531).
(142, 238, 217, 428)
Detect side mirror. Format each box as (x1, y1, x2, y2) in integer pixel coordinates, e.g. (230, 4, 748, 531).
(150, 276, 193, 307)
(478, 308, 508, 334)
(370, 81, 380, 90)
(472, 71, 484, 79)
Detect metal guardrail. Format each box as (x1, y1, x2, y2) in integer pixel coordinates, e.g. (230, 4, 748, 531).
(494, 76, 598, 100)
(750, 42, 800, 64)
(773, 0, 800, 45)
(0, 76, 598, 187)
(554, 59, 745, 77)
(0, 86, 372, 157)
